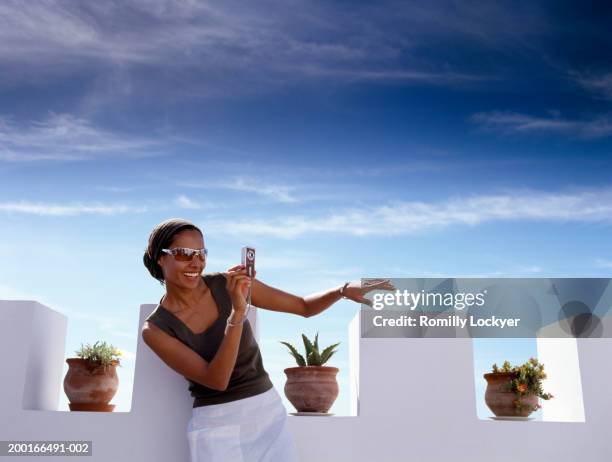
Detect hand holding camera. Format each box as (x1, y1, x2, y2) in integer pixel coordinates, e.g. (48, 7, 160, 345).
(224, 247, 256, 319)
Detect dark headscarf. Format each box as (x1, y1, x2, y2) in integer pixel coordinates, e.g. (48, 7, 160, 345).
(143, 218, 203, 284)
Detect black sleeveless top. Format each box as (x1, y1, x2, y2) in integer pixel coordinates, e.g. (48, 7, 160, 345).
(145, 272, 273, 407)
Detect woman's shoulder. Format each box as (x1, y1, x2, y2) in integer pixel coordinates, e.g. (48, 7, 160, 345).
(143, 307, 178, 338)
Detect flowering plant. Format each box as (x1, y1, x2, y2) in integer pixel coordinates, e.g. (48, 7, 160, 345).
(491, 358, 553, 412)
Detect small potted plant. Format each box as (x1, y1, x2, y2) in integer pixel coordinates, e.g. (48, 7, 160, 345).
(281, 333, 340, 414)
(63, 341, 122, 412)
(484, 358, 553, 418)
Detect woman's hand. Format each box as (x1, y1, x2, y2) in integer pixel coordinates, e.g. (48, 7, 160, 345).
(224, 264, 256, 313)
(342, 279, 396, 306)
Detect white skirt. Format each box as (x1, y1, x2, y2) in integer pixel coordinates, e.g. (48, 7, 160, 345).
(186, 387, 299, 462)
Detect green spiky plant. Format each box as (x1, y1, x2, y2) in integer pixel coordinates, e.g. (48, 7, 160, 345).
(280, 332, 339, 367)
(75, 341, 122, 370)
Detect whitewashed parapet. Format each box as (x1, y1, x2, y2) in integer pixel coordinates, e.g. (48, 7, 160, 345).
(1, 301, 611, 461)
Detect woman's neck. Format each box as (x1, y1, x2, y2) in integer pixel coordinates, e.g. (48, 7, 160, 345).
(162, 278, 209, 312)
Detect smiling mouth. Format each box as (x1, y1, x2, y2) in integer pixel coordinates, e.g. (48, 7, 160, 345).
(183, 272, 201, 278)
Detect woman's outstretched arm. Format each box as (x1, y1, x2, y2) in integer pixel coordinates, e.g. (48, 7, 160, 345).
(251, 278, 394, 318)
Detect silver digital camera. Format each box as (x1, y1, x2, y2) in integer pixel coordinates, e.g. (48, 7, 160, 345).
(241, 246, 256, 278)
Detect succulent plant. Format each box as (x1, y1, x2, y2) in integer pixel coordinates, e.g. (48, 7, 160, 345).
(280, 332, 339, 367)
(490, 358, 553, 412)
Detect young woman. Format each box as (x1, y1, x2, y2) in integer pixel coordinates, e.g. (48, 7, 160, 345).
(141, 218, 393, 462)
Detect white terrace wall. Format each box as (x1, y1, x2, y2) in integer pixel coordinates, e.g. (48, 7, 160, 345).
(1, 300, 611, 461)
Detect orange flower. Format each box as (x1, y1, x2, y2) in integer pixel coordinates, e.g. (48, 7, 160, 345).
(517, 383, 528, 393)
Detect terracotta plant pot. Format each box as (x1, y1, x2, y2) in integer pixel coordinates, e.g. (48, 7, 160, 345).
(484, 372, 538, 417)
(64, 358, 119, 412)
(284, 366, 339, 413)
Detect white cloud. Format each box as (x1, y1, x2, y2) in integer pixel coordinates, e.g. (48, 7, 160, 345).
(96, 186, 136, 193)
(61, 309, 137, 341)
(294, 66, 483, 85)
(0, 113, 160, 162)
(303, 267, 366, 278)
(202, 188, 612, 238)
(0, 0, 494, 98)
(0, 201, 147, 216)
(62, 308, 130, 330)
(175, 194, 201, 209)
(207, 251, 319, 273)
(470, 111, 612, 138)
(182, 177, 298, 203)
(223, 177, 298, 203)
(382, 266, 545, 278)
(572, 72, 612, 101)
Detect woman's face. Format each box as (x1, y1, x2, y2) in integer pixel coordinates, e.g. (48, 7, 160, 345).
(157, 228, 206, 290)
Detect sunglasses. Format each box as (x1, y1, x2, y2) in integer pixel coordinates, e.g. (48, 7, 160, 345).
(161, 247, 208, 262)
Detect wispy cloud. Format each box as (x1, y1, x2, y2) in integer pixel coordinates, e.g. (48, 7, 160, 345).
(0, 200, 147, 216)
(452, 266, 545, 278)
(207, 252, 318, 273)
(179, 155, 542, 185)
(61, 308, 135, 339)
(572, 72, 612, 101)
(381, 266, 545, 278)
(203, 188, 612, 238)
(95, 186, 137, 193)
(0, 0, 505, 99)
(182, 177, 298, 203)
(0, 196, 225, 216)
(470, 111, 612, 138)
(285, 65, 484, 85)
(175, 194, 201, 209)
(303, 266, 366, 278)
(222, 177, 298, 203)
(0, 113, 160, 162)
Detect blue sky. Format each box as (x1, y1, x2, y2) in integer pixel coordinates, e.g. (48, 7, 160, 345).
(1, 1, 611, 416)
